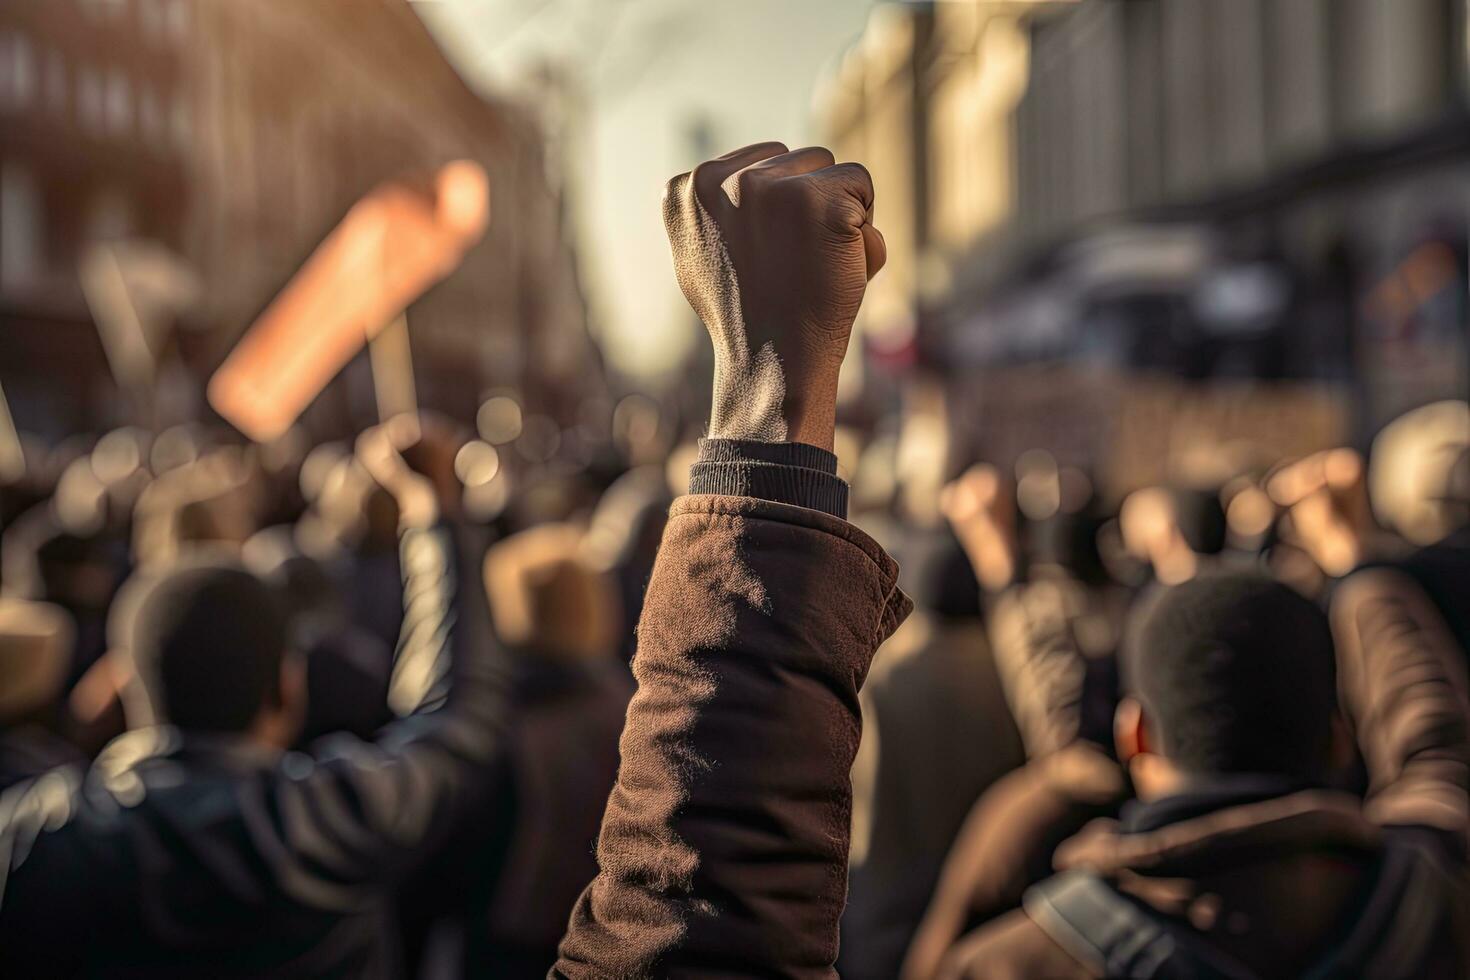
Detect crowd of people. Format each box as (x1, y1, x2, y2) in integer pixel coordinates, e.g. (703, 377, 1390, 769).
(1, 141, 1469, 979)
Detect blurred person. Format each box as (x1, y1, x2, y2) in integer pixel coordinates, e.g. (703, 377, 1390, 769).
(0, 419, 513, 978)
(1359, 401, 1470, 658)
(1303, 406, 1470, 840)
(903, 466, 1132, 980)
(932, 573, 1470, 979)
(840, 529, 1024, 980)
(2, 452, 132, 682)
(1266, 413, 1470, 842)
(243, 524, 393, 744)
(403, 522, 632, 978)
(943, 461, 1126, 758)
(0, 597, 82, 789)
(552, 142, 906, 975)
(294, 447, 409, 655)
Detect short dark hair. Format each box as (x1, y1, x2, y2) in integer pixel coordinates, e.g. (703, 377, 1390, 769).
(1121, 572, 1336, 777)
(123, 561, 288, 732)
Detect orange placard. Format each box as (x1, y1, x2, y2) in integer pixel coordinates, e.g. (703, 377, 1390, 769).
(209, 161, 490, 442)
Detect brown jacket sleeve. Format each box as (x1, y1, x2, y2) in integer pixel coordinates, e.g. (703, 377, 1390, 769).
(553, 494, 911, 977)
(988, 582, 1090, 760)
(1331, 567, 1470, 838)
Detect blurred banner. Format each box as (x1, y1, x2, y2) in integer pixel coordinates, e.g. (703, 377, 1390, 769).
(209, 161, 490, 443)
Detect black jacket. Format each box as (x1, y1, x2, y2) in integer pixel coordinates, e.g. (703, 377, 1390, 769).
(0, 524, 510, 979)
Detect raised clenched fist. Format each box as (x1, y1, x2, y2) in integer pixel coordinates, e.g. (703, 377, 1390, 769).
(663, 142, 886, 450)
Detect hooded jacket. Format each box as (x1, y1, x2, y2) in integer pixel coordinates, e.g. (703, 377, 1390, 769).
(935, 564, 1470, 980)
(939, 786, 1468, 979)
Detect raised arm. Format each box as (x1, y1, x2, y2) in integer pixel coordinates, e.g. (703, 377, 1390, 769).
(266, 417, 512, 887)
(1331, 566, 1470, 839)
(554, 142, 910, 977)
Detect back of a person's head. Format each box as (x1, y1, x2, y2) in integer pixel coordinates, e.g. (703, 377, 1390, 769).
(1122, 572, 1336, 778)
(484, 523, 621, 661)
(242, 525, 341, 623)
(113, 558, 287, 733)
(900, 529, 981, 620)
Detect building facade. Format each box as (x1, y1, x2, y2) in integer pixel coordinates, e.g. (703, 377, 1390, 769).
(1, 0, 599, 440)
(0, 0, 193, 433)
(817, 0, 1470, 482)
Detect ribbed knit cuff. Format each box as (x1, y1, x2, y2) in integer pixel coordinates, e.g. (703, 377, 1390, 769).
(689, 438, 848, 519)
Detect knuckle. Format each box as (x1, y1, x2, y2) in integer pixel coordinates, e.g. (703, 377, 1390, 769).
(690, 160, 721, 197)
(732, 167, 760, 196)
(843, 162, 874, 194)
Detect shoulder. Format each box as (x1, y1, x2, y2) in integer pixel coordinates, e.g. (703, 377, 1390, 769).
(0, 764, 89, 877)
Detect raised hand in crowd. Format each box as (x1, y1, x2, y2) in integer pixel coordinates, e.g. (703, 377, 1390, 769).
(940, 463, 1018, 593)
(554, 143, 910, 978)
(663, 141, 885, 449)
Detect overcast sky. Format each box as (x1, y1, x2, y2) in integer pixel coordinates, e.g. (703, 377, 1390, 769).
(415, 0, 877, 378)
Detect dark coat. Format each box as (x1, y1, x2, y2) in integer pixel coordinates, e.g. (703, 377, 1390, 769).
(935, 561, 1470, 980)
(939, 790, 1470, 979)
(840, 614, 1024, 980)
(0, 525, 509, 979)
(401, 656, 633, 979)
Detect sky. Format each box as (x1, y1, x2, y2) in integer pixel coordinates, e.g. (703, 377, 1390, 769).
(414, 0, 878, 378)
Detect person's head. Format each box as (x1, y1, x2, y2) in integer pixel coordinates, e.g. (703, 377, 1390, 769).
(1116, 572, 1339, 799)
(901, 529, 982, 620)
(242, 525, 342, 624)
(484, 523, 621, 662)
(111, 557, 303, 748)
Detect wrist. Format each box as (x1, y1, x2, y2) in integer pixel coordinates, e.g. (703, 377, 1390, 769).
(709, 358, 839, 451)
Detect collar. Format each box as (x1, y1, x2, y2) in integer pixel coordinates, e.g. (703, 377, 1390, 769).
(1121, 773, 1321, 833)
